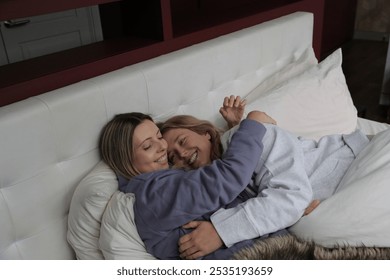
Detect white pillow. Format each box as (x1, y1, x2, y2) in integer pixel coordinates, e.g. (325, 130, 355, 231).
(99, 191, 156, 260)
(245, 46, 317, 103)
(290, 127, 390, 247)
(67, 161, 118, 259)
(246, 48, 358, 140)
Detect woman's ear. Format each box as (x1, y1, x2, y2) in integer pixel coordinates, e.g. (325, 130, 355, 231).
(205, 132, 211, 140)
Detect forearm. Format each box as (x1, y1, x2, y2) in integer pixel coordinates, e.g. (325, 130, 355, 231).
(213, 125, 313, 247)
(210, 182, 312, 247)
(189, 119, 266, 210)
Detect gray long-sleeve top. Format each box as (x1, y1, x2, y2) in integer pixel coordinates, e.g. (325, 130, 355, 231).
(118, 119, 266, 259)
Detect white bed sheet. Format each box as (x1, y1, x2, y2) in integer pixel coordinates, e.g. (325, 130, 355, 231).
(356, 117, 390, 135)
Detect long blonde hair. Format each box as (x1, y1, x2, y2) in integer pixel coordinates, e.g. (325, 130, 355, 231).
(99, 112, 153, 180)
(158, 115, 223, 162)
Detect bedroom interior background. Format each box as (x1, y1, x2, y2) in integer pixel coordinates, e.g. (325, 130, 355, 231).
(1, 0, 390, 262)
(0, 0, 358, 107)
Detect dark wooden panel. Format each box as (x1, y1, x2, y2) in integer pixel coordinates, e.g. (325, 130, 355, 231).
(321, 0, 358, 57)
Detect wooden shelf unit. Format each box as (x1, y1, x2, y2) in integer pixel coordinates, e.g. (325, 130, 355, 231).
(0, 0, 325, 107)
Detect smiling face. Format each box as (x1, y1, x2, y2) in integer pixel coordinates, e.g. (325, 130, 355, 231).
(163, 127, 212, 169)
(132, 120, 169, 173)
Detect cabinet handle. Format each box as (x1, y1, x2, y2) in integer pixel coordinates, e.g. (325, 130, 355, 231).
(4, 19, 31, 28)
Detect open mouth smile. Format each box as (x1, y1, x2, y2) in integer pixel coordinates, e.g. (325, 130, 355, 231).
(188, 151, 198, 165)
(156, 154, 168, 163)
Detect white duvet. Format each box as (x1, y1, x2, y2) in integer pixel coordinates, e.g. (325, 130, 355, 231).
(290, 126, 390, 247)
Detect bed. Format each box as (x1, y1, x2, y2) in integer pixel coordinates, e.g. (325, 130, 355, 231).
(0, 12, 389, 260)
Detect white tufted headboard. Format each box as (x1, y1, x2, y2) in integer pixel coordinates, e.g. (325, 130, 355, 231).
(0, 12, 313, 259)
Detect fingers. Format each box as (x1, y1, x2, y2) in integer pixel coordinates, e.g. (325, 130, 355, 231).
(304, 200, 321, 216)
(178, 233, 192, 246)
(182, 220, 201, 229)
(219, 107, 227, 118)
(178, 238, 205, 260)
(180, 249, 203, 260)
(223, 95, 246, 108)
(179, 237, 193, 253)
(178, 234, 199, 259)
(179, 221, 201, 247)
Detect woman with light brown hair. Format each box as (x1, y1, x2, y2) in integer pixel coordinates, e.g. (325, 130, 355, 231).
(160, 96, 369, 260)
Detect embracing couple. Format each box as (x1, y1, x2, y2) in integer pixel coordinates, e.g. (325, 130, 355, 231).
(99, 95, 369, 260)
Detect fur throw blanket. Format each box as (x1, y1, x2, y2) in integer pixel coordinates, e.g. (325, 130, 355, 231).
(233, 234, 390, 260)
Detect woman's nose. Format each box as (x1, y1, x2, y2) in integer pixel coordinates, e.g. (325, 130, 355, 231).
(177, 147, 188, 158)
(159, 138, 168, 151)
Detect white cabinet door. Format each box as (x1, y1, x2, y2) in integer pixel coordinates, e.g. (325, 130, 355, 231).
(0, 6, 103, 64)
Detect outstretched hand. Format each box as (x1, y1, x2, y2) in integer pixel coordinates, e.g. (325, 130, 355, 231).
(219, 95, 246, 128)
(178, 221, 223, 259)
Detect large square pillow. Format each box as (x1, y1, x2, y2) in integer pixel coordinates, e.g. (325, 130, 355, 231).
(246, 48, 358, 140)
(244, 46, 317, 103)
(99, 191, 156, 260)
(289, 127, 390, 247)
(67, 161, 154, 260)
(67, 161, 118, 259)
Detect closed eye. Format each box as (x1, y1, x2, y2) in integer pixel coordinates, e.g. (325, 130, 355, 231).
(178, 137, 186, 146)
(143, 145, 151, 151)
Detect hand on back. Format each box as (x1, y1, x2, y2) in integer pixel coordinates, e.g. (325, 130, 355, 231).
(246, 110, 277, 125)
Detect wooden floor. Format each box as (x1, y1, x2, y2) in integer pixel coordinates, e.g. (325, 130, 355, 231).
(341, 39, 390, 123)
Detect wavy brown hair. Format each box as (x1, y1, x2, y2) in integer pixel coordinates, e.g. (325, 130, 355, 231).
(99, 112, 153, 180)
(158, 115, 223, 163)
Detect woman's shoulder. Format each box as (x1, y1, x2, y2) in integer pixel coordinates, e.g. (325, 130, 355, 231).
(135, 169, 184, 181)
(118, 169, 183, 191)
